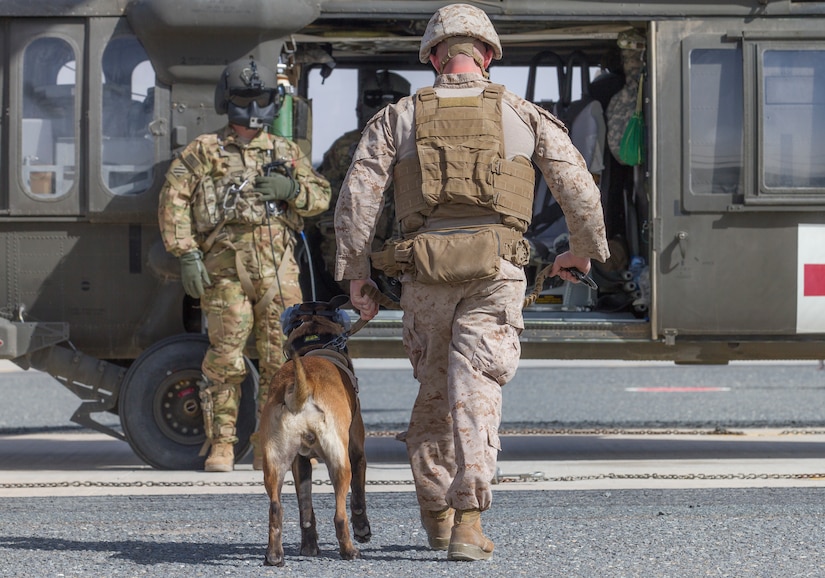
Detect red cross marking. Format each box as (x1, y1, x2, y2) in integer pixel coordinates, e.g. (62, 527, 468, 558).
(804, 264, 825, 297)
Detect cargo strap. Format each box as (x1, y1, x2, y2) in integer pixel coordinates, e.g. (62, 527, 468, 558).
(200, 217, 227, 254)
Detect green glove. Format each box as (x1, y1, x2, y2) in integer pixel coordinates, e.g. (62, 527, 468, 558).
(179, 250, 211, 299)
(253, 173, 298, 202)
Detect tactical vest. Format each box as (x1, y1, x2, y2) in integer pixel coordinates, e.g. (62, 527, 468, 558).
(183, 135, 275, 233)
(393, 83, 536, 235)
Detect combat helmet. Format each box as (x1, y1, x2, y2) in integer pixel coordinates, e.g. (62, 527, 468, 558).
(214, 58, 283, 129)
(357, 70, 411, 126)
(418, 3, 502, 65)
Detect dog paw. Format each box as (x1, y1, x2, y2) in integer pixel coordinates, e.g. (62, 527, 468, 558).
(340, 546, 361, 561)
(353, 522, 372, 543)
(263, 553, 285, 567)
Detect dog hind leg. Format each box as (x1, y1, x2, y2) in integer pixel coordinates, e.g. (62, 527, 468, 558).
(292, 454, 319, 556)
(262, 425, 302, 567)
(324, 432, 360, 560)
(348, 409, 372, 544)
(263, 464, 287, 567)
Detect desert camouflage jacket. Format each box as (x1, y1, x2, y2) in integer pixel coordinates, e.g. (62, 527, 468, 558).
(334, 73, 609, 281)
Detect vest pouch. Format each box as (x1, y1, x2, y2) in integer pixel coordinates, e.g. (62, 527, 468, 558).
(192, 177, 220, 233)
(412, 229, 500, 284)
(371, 238, 415, 278)
(231, 192, 268, 226)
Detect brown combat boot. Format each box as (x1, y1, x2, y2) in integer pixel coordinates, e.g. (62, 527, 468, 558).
(420, 507, 454, 550)
(447, 508, 494, 561)
(204, 442, 234, 472)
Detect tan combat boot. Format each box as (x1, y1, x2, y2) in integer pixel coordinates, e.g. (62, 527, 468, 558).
(447, 508, 494, 561)
(420, 507, 454, 550)
(204, 442, 234, 472)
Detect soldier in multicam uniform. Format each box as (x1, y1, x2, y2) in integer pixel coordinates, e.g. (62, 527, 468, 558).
(309, 70, 410, 297)
(606, 30, 646, 164)
(158, 58, 331, 473)
(334, 4, 609, 562)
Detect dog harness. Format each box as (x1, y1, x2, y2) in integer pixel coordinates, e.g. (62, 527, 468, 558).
(303, 348, 359, 393)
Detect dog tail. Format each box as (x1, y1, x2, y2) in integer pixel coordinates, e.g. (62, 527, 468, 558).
(284, 345, 310, 414)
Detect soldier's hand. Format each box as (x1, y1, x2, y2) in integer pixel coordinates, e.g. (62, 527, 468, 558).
(550, 251, 591, 284)
(253, 174, 298, 202)
(179, 250, 211, 299)
(350, 279, 379, 321)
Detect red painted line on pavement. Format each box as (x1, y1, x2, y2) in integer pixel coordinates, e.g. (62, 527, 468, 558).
(625, 386, 731, 392)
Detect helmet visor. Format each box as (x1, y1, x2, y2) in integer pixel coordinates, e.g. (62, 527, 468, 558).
(228, 88, 276, 108)
(362, 89, 407, 108)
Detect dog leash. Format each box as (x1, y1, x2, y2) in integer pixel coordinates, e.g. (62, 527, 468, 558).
(346, 284, 401, 337)
(523, 263, 597, 308)
(348, 262, 596, 334)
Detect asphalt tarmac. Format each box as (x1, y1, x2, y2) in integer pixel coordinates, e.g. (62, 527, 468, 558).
(2, 488, 825, 577)
(2, 360, 825, 576)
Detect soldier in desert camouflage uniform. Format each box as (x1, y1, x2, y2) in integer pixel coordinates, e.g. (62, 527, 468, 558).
(158, 58, 331, 472)
(334, 4, 609, 562)
(309, 70, 409, 297)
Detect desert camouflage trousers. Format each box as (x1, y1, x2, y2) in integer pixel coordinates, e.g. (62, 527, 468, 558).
(399, 259, 525, 512)
(200, 248, 302, 444)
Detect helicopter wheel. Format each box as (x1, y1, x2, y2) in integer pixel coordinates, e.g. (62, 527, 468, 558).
(118, 333, 257, 470)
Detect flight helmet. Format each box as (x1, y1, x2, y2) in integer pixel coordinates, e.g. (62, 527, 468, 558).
(214, 58, 283, 129)
(357, 70, 410, 126)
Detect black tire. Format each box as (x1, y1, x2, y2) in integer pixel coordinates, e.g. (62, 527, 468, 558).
(118, 333, 258, 470)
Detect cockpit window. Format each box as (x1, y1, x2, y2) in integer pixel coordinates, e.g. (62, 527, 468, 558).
(101, 36, 156, 195)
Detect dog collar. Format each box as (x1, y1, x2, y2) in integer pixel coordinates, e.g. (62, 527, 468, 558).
(290, 332, 348, 354)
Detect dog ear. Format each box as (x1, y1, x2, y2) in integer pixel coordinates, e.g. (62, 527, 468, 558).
(280, 304, 303, 336)
(329, 294, 350, 311)
(284, 342, 298, 361)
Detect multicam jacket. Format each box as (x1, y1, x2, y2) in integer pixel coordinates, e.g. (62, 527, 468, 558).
(159, 125, 331, 259)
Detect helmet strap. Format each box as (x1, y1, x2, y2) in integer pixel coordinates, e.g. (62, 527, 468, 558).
(440, 37, 489, 78)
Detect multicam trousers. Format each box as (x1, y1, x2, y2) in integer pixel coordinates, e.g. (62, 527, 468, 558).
(399, 259, 525, 512)
(199, 246, 302, 444)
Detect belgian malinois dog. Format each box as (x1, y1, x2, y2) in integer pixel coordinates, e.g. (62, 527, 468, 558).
(259, 296, 371, 566)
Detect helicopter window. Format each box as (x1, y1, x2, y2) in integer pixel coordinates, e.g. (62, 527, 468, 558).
(308, 67, 357, 166)
(687, 47, 744, 197)
(760, 48, 825, 191)
(307, 64, 568, 166)
(101, 36, 156, 195)
(22, 37, 77, 197)
(308, 67, 433, 166)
